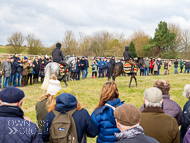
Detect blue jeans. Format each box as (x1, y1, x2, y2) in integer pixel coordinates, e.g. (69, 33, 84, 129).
(157, 68, 160, 75)
(14, 72, 21, 87)
(174, 67, 178, 74)
(144, 68, 149, 76)
(185, 68, 189, 73)
(0, 76, 2, 88)
(3, 77, 10, 88)
(84, 68, 88, 78)
(9, 74, 14, 82)
(77, 70, 81, 80)
(81, 70, 85, 79)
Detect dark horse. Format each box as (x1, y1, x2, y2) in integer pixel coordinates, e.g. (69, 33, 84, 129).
(108, 58, 144, 87)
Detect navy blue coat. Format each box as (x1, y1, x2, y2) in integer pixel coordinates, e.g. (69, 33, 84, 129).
(85, 59, 89, 68)
(91, 98, 124, 143)
(42, 93, 98, 143)
(0, 105, 42, 143)
(15, 62, 23, 73)
(180, 99, 190, 143)
(11, 62, 16, 75)
(80, 60, 86, 70)
(98, 61, 106, 69)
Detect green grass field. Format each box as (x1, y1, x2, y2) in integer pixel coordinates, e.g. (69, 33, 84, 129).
(1, 66, 189, 142)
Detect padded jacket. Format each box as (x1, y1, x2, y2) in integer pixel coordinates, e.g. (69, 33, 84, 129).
(123, 47, 133, 61)
(91, 98, 124, 143)
(0, 105, 42, 143)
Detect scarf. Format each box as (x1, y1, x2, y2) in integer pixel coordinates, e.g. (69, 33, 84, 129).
(115, 126, 145, 141)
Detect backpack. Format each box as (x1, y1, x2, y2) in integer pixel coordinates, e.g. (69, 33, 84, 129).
(50, 108, 78, 143)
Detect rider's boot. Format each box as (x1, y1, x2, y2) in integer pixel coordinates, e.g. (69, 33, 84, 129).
(131, 65, 134, 72)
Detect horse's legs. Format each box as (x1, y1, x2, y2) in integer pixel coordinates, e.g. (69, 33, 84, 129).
(133, 74, 137, 87)
(63, 75, 68, 87)
(129, 74, 133, 88)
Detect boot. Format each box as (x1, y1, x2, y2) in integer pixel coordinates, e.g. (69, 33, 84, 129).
(131, 65, 134, 72)
(92, 76, 94, 78)
(95, 76, 97, 78)
(33, 78, 37, 84)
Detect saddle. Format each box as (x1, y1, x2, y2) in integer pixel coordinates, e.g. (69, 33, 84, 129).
(124, 63, 137, 74)
(59, 64, 69, 76)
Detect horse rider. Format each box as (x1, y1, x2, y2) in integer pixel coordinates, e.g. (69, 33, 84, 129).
(123, 46, 137, 72)
(52, 43, 68, 66)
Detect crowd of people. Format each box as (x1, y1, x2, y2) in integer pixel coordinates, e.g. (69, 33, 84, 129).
(0, 78, 190, 143)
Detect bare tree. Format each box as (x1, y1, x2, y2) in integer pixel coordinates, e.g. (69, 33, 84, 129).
(62, 31, 78, 56)
(26, 34, 43, 55)
(7, 32, 25, 54)
(182, 28, 190, 58)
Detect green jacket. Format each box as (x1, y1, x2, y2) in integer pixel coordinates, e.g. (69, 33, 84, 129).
(144, 60, 150, 68)
(180, 61, 184, 67)
(140, 107, 180, 143)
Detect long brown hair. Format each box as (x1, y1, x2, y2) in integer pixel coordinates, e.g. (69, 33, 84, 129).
(97, 81, 119, 108)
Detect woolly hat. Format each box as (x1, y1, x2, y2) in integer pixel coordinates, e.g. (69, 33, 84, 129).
(144, 87, 162, 103)
(55, 88, 75, 98)
(46, 74, 62, 95)
(0, 87, 25, 103)
(24, 56, 28, 60)
(153, 79, 171, 95)
(101, 57, 104, 60)
(114, 104, 141, 126)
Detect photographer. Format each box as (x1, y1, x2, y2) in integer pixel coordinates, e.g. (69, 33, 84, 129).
(91, 60, 98, 78)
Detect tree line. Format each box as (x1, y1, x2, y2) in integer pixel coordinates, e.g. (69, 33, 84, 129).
(6, 21, 190, 59)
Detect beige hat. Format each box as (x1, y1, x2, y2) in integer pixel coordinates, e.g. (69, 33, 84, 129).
(144, 87, 162, 103)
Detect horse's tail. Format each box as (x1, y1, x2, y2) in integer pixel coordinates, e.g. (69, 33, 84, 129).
(108, 63, 115, 80)
(41, 64, 51, 91)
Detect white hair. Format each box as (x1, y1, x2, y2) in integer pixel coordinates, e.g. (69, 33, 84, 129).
(183, 84, 190, 99)
(158, 58, 161, 60)
(145, 99, 162, 108)
(118, 122, 139, 129)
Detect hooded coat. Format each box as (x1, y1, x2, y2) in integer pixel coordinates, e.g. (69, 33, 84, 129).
(123, 47, 133, 61)
(91, 98, 124, 143)
(42, 93, 98, 143)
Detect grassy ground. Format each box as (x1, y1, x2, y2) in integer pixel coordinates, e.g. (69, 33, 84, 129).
(1, 67, 189, 143)
(0, 45, 28, 54)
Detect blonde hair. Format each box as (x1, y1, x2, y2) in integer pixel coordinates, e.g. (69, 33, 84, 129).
(51, 74, 57, 80)
(183, 84, 190, 99)
(46, 88, 82, 113)
(97, 81, 119, 108)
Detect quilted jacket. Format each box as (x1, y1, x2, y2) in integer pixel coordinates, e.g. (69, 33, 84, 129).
(91, 98, 124, 143)
(0, 105, 42, 143)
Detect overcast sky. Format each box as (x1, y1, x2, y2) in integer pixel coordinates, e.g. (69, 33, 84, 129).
(0, 0, 190, 46)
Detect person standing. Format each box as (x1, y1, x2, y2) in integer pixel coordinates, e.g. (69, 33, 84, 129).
(2, 57, 11, 88)
(174, 58, 178, 74)
(114, 104, 159, 143)
(0, 58, 3, 88)
(149, 58, 154, 75)
(39, 60, 45, 83)
(180, 59, 184, 73)
(27, 59, 34, 85)
(14, 59, 23, 87)
(157, 58, 162, 75)
(76, 58, 81, 80)
(164, 60, 168, 75)
(184, 60, 190, 73)
(140, 61, 145, 76)
(108, 56, 115, 78)
(9, 57, 16, 86)
(140, 87, 180, 143)
(153, 59, 158, 75)
(21, 58, 28, 87)
(91, 59, 98, 78)
(80, 56, 86, 79)
(13, 53, 20, 62)
(144, 57, 150, 76)
(84, 56, 89, 78)
(33, 58, 40, 84)
(98, 57, 106, 78)
(168, 59, 171, 74)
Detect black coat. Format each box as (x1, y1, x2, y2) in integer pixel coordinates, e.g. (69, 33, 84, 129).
(174, 61, 178, 67)
(123, 47, 133, 61)
(13, 55, 20, 63)
(33, 61, 40, 74)
(116, 134, 159, 143)
(80, 60, 86, 70)
(11, 62, 16, 75)
(110, 58, 115, 65)
(185, 62, 190, 69)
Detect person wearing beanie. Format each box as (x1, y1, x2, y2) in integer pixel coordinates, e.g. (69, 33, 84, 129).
(123, 46, 138, 72)
(140, 87, 180, 143)
(174, 58, 178, 74)
(98, 57, 106, 78)
(42, 93, 98, 143)
(140, 79, 183, 126)
(91, 81, 124, 143)
(114, 104, 158, 143)
(52, 42, 68, 66)
(0, 87, 43, 142)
